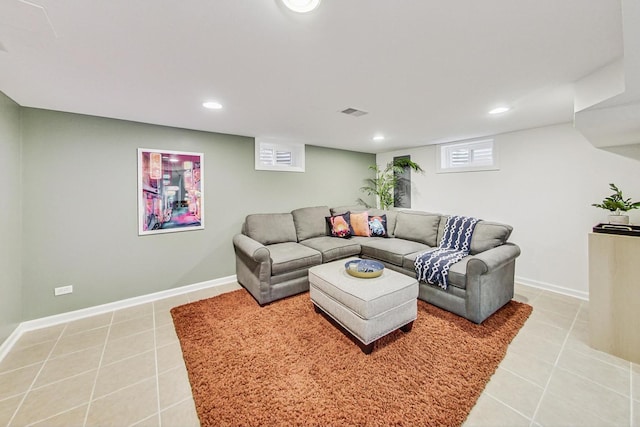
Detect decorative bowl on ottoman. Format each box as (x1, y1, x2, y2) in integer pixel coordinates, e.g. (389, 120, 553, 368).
(345, 259, 385, 278)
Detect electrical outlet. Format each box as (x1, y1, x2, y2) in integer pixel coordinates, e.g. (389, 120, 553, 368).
(54, 285, 73, 296)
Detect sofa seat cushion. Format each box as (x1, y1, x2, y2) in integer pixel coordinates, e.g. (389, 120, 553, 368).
(360, 237, 430, 266)
(421, 280, 467, 299)
(299, 237, 361, 263)
(404, 251, 471, 289)
(268, 242, 322, 275)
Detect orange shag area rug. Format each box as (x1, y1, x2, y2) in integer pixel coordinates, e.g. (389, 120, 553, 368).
(171, 290, 532, 427)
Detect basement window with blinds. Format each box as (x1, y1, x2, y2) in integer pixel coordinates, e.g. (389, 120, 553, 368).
(436, 139, 498, 173)
(255, 139, 305, 172)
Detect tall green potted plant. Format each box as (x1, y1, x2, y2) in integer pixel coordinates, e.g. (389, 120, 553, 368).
(592, 183, 640, 225)
(360, 158, 423, 210)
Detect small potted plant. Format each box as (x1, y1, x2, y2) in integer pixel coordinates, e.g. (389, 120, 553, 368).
(592, 183, 640, 225)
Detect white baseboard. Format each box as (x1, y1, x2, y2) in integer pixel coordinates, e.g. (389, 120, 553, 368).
(515, 276, 589, 301)
(0, 324, 26, 366)
(0, 275, 237, 363)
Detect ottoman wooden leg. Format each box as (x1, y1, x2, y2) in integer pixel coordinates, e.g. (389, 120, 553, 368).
(359, 341, 374, 355)
(400, 321, 414, 333)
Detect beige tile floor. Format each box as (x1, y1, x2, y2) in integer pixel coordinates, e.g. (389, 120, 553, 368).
(465, 284, 638, 427)
(0, 282, 637, 426)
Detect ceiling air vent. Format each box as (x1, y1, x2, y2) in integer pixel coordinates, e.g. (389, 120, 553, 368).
(341, 107, 368, 117)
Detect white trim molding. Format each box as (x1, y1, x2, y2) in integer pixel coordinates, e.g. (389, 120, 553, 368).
(515, 276, 589, 301)
(0, 275, 237, 363)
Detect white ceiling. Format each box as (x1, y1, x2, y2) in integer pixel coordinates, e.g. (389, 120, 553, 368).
(0, 0, 624, 153)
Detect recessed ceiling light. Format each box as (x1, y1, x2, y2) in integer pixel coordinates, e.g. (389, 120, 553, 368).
(372, 135, 385, 141)
(488, 106, 510, 115)
(282, 0, 321, 13)
(202, 101, 223, 110)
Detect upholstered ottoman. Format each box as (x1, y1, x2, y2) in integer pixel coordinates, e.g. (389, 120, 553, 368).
(309, 258, 419, 354)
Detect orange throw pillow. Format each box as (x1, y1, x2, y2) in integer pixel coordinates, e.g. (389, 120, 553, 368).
(349, 211, 370, 237)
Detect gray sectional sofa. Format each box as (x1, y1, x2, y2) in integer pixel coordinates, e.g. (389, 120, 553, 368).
(233, 205, 520, 323)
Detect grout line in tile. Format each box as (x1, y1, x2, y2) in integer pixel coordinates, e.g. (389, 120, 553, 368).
(528, 306, 575, 327)
(46, 343, 105, 362)
(110, 315, 152, 327)
(131, 412, 159, 426)
(6, 322, 70, 426)
(64, 324, 111, 338)
(11, 338, 59, 353)
(498, 365, 546, 391)
(483, 390, 533, 423)
(529, 293, 580, 424)
(113, 304, 155, 317)
(0, 361, 43, 377)
(506, 337, 561, 365)
(567, 341, 634, 371)
(99, 348, 155, 369)
(29, 368, 97, 392)
(82, 311, 114, 427)
(108, 325, 155, 342)
(0, 391, 26, 404)
(552, 365, 630, 399)
(539, 381, 624, 427)
(160, 395, 193, 413)
(24, 402, 88, 427)
(89, 376, 156, 403)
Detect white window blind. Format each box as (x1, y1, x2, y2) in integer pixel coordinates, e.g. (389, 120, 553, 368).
(275, 150, 293, 166)
(255, 140, 305, 172)
(437, 139, 498, 173)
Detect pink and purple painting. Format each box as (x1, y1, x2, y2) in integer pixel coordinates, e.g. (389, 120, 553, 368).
(138, 148, 204, 235)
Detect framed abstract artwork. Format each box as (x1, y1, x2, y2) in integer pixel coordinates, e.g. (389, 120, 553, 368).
(138, 148, 204, 235)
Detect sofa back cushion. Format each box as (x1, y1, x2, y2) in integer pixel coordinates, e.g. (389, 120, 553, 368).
(245, 213, 297, 245)
(470, 221, 513, 254)
(368, 209, 398, 236)
(393, 211, 441, 246)
(291, 206, 331, 241)
(436, 217, 513, 255)
(330, 205, 366, 215)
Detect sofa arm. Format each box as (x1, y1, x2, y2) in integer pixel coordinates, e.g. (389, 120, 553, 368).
(233, 234, 273, 305)
(233, 234, 270, 263)
(465, 242, 520, 323)
(467, 243, 521, 276)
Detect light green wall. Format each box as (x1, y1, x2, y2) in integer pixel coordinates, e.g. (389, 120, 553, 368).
(20, 108, 375, 320)
(0, 92, 23, 342)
